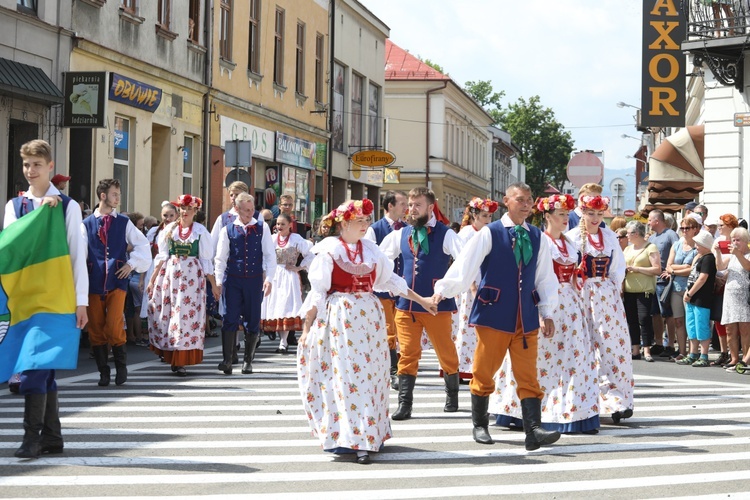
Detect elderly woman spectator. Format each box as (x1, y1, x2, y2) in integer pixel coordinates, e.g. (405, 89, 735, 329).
(623, 221, 662, 361)
(616, 227, 628, 251)
(715, 227, 750, 373)
(676, 231, 716, 367)
(711, 214, 739, 367)
(663, 215, 700, 361)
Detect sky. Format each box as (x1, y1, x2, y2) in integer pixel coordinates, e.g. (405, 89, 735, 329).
(366, 0, 644, 208)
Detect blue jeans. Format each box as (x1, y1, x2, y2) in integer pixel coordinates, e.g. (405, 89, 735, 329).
(685, 302, 711, 341)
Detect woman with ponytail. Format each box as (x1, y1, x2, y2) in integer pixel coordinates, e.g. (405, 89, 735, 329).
(492, 194, 600, 434)
(566, 193, 634, 424)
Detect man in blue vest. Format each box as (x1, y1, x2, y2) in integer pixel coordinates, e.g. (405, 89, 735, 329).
(82, 179, 150, 387)
(380, 187, 463, 420)
(214, 193, 277, 375)
(364, 190, 407, 390)
(434, 182, 561, 451)
(3, 139, 89, 458)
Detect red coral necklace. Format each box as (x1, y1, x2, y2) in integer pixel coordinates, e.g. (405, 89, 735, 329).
(588, 231, 604, 252)
(278, 233, 290, 248)
(178, 222, 192, 240)
(340, 237, 363, 263)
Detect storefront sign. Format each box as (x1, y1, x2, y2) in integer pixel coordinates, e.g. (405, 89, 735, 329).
(351, 149, 396, 167)
(641, 0, 685, 127)
(220, 116, 274, 161)
(315, 143, 327, 172)
(109, 73, 162, 112)
(275, 132, 317, 170)
(62, 72, 107, 128)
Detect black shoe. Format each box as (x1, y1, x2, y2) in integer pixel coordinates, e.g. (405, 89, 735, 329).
(287, 331, 298, 346)
(392, 375, 416, 421)
(611, 408, 633, 424)
(175, 367, 187, 377)
(356, 452, 371, 464)
(92, 345, 111, 387)
(470, 393, 494, 445)
(112, 344, 128, 386)
(275, 347, 289, 355)
(218, 330, 236, 375)
(659, 346, 675, 358)
(443, 372, 459, 412)
(242, 332, 260, 374)
(39, 392, 63, 455)
(650, 345, 665, 356)
(14, 393, 46, 459)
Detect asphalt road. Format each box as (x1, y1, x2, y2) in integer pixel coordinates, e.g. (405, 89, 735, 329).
(1, 337, 750, 499)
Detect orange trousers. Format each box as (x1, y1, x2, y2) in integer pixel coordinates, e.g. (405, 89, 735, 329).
(379, 298, 398, 350)
(395, 310, 459, 376)
(88, 289, 127, 347)
(470, 322, 544, 400)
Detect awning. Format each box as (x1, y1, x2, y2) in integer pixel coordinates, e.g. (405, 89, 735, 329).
(646, 125, 704, 209)
(0, 58, 63, 106)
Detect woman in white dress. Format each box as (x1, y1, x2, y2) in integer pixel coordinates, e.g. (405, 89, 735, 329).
(261, 213, 314, 354)
(297, 199, 437, 464)
(492, 194, 600, 434)
(566, 194, 634, 423)
(147, 195, 220, 377)
(453, 197, 498, 381)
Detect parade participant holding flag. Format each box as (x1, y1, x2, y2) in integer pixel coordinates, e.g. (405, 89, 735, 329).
(2, 139, 88, 459)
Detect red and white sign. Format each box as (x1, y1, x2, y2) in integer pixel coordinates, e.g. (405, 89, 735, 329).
(567, 152, 604, 187)
(623, 209, 636, 217)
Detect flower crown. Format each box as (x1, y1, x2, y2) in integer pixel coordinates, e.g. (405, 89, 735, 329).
(468, 197, 499, 213)
(174, 194, 203, 209)
(319, 199, 374, 234)
(578, 195, 609, 211)
(536, 194, 576, 213)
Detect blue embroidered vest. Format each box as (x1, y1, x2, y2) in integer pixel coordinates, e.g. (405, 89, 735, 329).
(469, 221, 541, 334)
(396, 222, 456, 313)
(83, 213, 130, 295)
(13, 194, 72, 220)
(371, 217, 404, 301)
(226, 219, 264, 279)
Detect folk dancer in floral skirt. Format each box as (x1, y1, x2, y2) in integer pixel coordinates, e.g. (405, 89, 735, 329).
(147, 194, 220, 377)
(566, 193, 634, 423)
(491, 194, 600, 434)
(297, 199, 437, 464)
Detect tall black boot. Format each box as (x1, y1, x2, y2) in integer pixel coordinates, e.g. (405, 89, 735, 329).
(218, 330, 236, 375)
(111, 344, 128, 386)
(92, 345, 110, 387)
(389, 349, 399, 390)
(443, 372, 459, 412)
(521, 398, 560, 451)
(242, 332, 260, 374)
(391, 374, 416, 421)
(40, 391, 63, 454)
(471, 393, 494, 444)
(15, 393, 47, 459)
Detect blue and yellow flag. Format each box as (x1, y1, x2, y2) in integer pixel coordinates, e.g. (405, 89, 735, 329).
(0, 204, 80, 382)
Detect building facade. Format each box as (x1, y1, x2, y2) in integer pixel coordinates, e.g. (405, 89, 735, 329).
(384, 40, 493, 224)
(488, 125, 521, 210)
(0, 0, 73, 224)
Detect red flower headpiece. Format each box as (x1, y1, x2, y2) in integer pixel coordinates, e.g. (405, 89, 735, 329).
(536, 194, 576, 213)
(319, 198, 374, 234)
(578, 195, 609, 211)
(468, 197, 499, 213)
(174, 194, 203, 209)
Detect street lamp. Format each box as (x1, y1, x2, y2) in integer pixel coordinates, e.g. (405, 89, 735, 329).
(626, 155, 647, 164)
(617, 101, 640, 110)
(621, 134, 643, 141)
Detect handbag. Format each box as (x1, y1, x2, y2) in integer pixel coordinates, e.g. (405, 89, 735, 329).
(659, 276, 673, 308)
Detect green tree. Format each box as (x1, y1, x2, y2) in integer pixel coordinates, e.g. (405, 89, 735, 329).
(464, 80, 505, 125)
(499, 96, 574, 198)
(423, 59, 444, 74)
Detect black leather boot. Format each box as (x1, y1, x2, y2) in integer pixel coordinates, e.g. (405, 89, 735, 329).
(39, 391, 63, 454)
(391, 374, 416, 420)
(443, 372, 460, 412)
(112, 344, 128, 386)
(471, 393, 494, 444)
(521, 398, 560, 451)
(242, 332, 260, 374)
(389, 349, 399, 390)
(92, 345, 110, 387)
(218, 330, 236, 375)
(15, 393, 46, 459)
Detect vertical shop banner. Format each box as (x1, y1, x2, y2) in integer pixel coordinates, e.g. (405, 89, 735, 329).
(275, 132, 317, 170)
(62, 72, 107, 128)
(641, 0, 686, 128)
(264, 166, 281, 209)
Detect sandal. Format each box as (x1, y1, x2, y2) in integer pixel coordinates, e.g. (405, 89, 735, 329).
(644, 355, 654, 362)
(711, 352, 730, 367)
(691, 358, 709, 367)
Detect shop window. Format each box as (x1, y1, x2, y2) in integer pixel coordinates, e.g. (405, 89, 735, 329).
(113, 116, 131, 212)
(350, 73, 363, 148)
(220, 0, 232, 60)
(314, 33, 324, 103)
(248, 0, 261, 74)
(189, 0, 201, 44)
(295, 21, 305, 95)
(274, 7, 285, 86)
(183, 136, 194, 195)
(368, 82, 379, 148)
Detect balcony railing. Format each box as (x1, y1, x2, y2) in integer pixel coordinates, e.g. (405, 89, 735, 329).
(685, 0, 750, 40)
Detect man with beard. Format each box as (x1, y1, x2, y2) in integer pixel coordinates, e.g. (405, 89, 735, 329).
(433, 182, 561, 450)
(379, 187, 463, 420)
(364, 190, 408, 390)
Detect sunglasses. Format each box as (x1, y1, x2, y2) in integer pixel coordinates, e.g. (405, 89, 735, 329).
(694, 212, 705, 217)
(679, 226, 695, 231)
(617, 235, 627, 239)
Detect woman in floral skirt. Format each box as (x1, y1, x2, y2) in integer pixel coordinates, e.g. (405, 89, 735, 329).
(261, 213, 314, 353)
(147, 194, 220, 376)
(566, 194, 634, 423)
(453, 197, 498, 381)
(491, 194, 600, 434)
(297, 199, 436, 464)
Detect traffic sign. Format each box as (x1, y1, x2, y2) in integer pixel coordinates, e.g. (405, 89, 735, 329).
(567, 152, 604, 186)
(624, 209, 636, 217)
